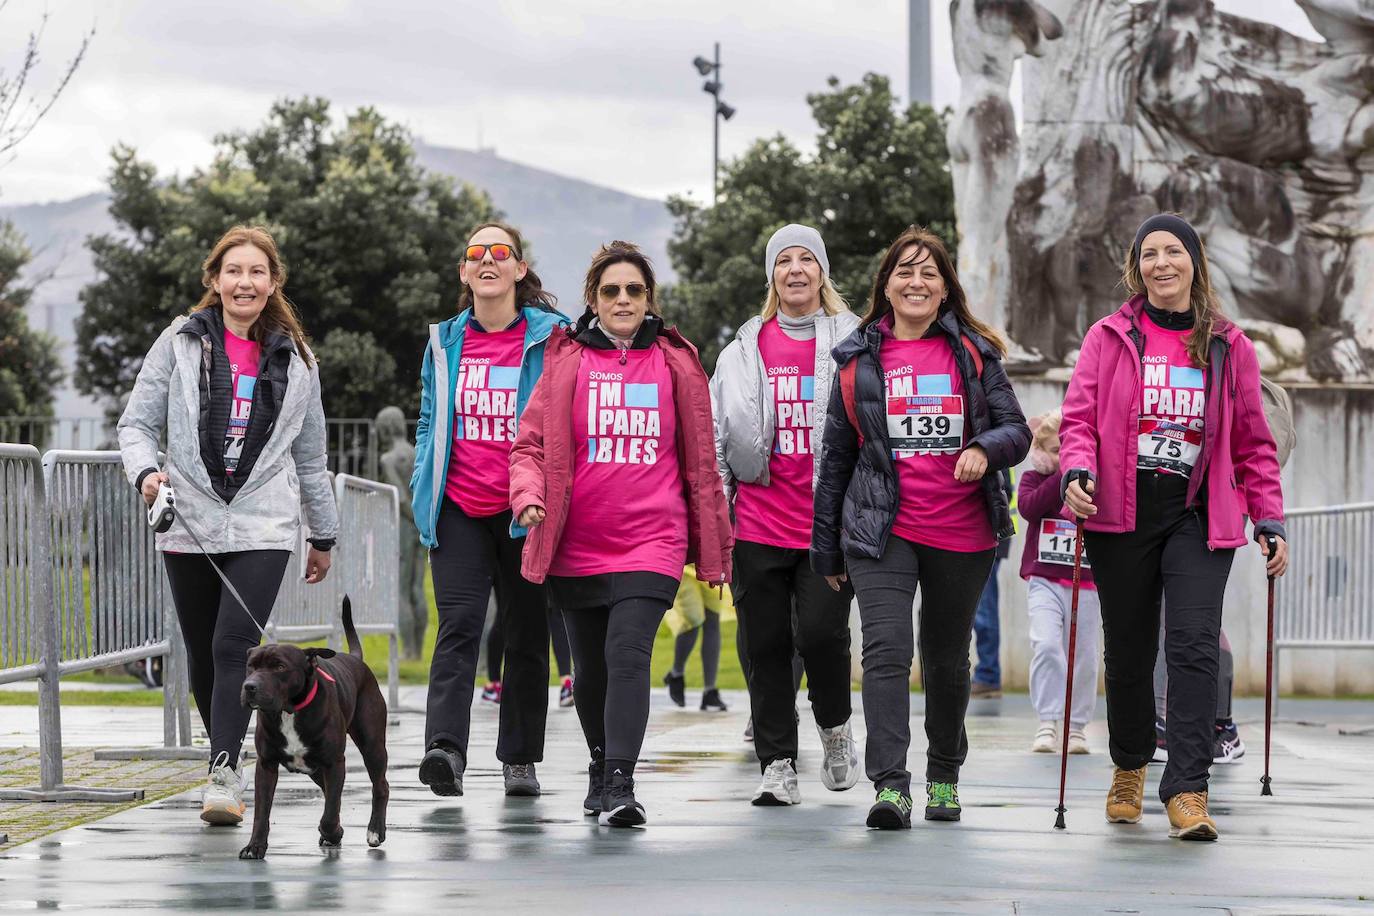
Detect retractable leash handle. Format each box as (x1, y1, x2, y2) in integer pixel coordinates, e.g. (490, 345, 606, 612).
(1054, 470, 1092, 831)
(1261, 533, 1278, 797)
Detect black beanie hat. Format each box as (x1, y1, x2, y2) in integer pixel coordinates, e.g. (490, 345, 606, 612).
(1131, 214, 1203, 269)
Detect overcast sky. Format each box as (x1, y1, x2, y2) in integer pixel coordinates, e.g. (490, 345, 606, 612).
(0, 0, 1323, 207)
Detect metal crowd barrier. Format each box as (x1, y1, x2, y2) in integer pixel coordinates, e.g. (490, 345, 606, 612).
(0, 447, 192, 801)
(1273, 501, 1374, 722)
(333, 474, 401, 709)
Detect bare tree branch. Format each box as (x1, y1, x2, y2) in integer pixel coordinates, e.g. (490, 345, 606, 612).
(0, 3, 95, 168)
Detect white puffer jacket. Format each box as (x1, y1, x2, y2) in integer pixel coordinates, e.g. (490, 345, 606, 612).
(117, 316, 338, 554)
(709, 310, 860, 499)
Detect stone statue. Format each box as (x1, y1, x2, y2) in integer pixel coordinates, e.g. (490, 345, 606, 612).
(376, 406, 427, 660)
(948, 0, 1062, 342)
(952, 0, 1374, 381)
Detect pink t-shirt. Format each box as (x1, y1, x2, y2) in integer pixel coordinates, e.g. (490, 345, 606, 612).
(734, 320, 817, 550)
(1137, 324, 1205, 479)
(880, 336, 995, 553)
(223, 329, 261, 476)
(549, 345, 688, 579)
(444, 320, 526, 517)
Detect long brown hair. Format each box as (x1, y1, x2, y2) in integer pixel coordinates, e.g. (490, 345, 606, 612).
(1120, 225, 1223, 367)
(192, 225, 313, 362)
(577, 240, 660, 326)
(457, 221, 558, 313)
(861, 226, 1007, 357)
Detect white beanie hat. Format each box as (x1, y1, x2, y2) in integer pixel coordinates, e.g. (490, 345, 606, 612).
(765, 224, 830, 286)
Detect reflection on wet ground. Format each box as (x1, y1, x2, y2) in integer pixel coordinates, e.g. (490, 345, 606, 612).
(1, 690, 1371, 913)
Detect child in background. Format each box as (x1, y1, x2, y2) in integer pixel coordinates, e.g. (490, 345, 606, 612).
(1017, 409, 1101, 754)
(663, 564, 735, 711)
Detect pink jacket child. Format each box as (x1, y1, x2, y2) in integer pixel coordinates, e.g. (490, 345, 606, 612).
(1058, 294, 1286, 549)
(509, 324, 734, 586)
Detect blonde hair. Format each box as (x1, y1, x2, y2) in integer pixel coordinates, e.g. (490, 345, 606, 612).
(1120, 221, 1223, 368)
(192, 225, 313, 363)
(761, 275, 848, 321)
(1032, 408, 1063, 453)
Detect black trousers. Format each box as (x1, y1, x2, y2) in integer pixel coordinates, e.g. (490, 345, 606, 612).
(1085, 471, 1234, 802)
(551, 572, 675, 774)
(426, 498, 549, 764)
(848, 536, 993, 790)
(734, 540, 853, 770)
(163, 549, 290, 770)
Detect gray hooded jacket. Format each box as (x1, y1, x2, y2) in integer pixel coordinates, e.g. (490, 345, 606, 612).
(117, 316, 338, 553)
(710, 310, 860, 498)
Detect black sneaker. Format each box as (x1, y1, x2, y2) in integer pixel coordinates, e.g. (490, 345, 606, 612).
(503, 762, 541, 797)
(1151, 716, 1168, 763)
(664, 671, 686, 707)
(700, 688, 727, 712)
(599, 770, 646, 827)
(1213, 719, 1246, 763)
(865, 787, 913, 829)
(583, 761, 606, 816)
(418, 745, 464, 797)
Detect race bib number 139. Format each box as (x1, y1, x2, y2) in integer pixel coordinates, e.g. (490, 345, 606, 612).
(887, 395, 964, 453)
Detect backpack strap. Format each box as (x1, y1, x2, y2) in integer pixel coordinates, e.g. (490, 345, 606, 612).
(839, 360, 860, 433)
(961, 334, 984, 379)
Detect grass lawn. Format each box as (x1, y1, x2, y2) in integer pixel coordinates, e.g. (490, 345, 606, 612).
(1, 569, 747, 708)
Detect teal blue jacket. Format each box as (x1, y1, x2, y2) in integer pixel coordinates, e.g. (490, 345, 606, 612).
(410, 306, 569, 548)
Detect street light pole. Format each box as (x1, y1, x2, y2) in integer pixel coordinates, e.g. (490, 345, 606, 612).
(692, 43, 736, 206)
(712, 41, 720, 205)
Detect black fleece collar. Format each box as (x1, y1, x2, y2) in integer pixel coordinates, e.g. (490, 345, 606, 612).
(574, 314, 663, 350)
(180, 307, 297, 357)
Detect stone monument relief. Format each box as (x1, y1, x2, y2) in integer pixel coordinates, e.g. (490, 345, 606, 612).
(951, 0, 1374, 381)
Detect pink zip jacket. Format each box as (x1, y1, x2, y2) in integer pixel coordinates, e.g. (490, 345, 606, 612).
(509, 323, 733, 586)
(1058, 295, 1286, 549)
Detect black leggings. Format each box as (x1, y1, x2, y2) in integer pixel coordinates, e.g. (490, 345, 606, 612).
(163, 549, 290, 770)
(552, 574, 673, 775)
(671, 610, 721, 688)
(427, 499, 549, 764)
(1086, 472, 1234, 802)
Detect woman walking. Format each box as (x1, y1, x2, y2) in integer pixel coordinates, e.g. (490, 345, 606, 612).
(510, 241, 731, 827)
(1060, 213, 1288, 840)
(118, 225, 337, 825)
(411, 222, 567, 798)
(711, 223, 861, 806)
(812, 226, 1030, 829)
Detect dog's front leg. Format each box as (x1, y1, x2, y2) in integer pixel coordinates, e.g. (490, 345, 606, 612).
(240, 760, 279, 860)
(317, 757, 346, 847)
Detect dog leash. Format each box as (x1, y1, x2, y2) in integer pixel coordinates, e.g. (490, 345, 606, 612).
(150, 482, 268, 638)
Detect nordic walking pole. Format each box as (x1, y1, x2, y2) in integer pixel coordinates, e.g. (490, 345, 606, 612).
(1261, 534, 1278, 797)
(1055, 470, 1091, 830)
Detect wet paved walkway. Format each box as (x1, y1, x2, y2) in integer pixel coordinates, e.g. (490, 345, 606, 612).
(2, 690, 1371, 913)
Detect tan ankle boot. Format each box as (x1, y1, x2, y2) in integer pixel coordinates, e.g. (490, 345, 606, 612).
(1105, 766, 1147, 823)
(1166, 790, 1218, 840)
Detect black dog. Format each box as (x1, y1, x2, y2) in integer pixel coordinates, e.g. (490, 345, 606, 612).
(238, 596, 389, 859)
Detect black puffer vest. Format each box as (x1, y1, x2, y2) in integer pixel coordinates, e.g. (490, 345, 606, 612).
(810, 309, 1031, 576)
(179, 308, 296, 503)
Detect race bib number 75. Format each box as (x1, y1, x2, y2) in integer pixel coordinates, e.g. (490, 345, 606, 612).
(1137, 419, 1202, 476)
(886, 395, 964, 453)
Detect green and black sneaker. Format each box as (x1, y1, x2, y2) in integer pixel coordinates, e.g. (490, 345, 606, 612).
(925, 781, 961, 822)
(865, 787, 913, 830)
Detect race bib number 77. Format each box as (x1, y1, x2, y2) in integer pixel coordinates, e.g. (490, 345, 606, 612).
(886, 395, 964, 453)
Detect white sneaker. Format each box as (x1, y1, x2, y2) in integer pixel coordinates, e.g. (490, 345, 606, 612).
(817, 720, 860, 791)
(1068, 728, 1090, 755)
(752, 758, 801, 806)
(201, 751, 246, 825)
(1032, 721, 1058, 753)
